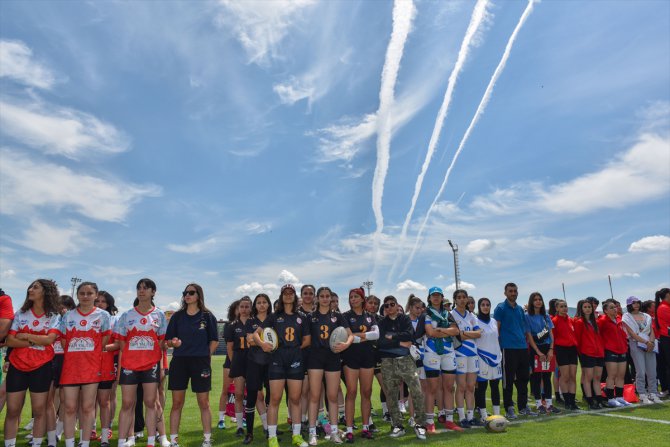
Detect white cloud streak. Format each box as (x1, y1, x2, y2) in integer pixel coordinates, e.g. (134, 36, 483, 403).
(628, 235, 670, 252)
(465, 238, 495, 253)
(18, 219, 92, 256)
(390, 0, 490, 279)
(167, 237, 219, 254)
(372, 0, 416, 270)
(396, 279, 427, 292)
(0, 40, 56, 89)
(401, 0, 536, 276)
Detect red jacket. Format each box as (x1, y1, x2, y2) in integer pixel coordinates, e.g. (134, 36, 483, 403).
(597, 314, 628, 354)
(573, 317, 604, 358)
(656, 301, 670, 338)
(551, 314, 577, 347)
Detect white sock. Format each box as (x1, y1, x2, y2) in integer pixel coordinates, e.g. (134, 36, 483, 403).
(260, 413, 268, 430)
(292, 424, 301, 436)
(219, 411, 225, 421)
(116, 438, 125, 447)
(47, 431, 57, 446)
(492, 405, 500, 415)
(5, 439, 17, 447)
(80, 441, 89, 447)
(536, 399, 543, 408)
(546, 398, 553, 406)
(128, 436, 136, 446)
(467, 410, 474, 420)
(302, 414, 308, 423)
(79, 430, 84, 441)
(368, 416, 374, 425)
(426, 413, 434, 424)
(346, 426, 353, 434)
(268, 425, 277, 438)
(457, 407, 465, 420)
(32, 437, 43, 447)
(309, 427, 316, 436)
(203, 433, 211, 442)
(479, 408, 488, 419)
(381, 402, 388, 413)
(147, 436, 155, 446)
(170, 434, 178, 444)
(66, 440, 75, 447)
(101, 429, 110, 443)
(362, 425, 369, 431)
(446, 409, 454, 422)
(236, 413, 244, 429)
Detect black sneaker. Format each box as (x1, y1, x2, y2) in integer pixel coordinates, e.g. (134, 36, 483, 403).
(242, 434, 253, 445)
(368, 424, 380, 433)
(382, 413, 392, 423)
(236, 428, 245, 437)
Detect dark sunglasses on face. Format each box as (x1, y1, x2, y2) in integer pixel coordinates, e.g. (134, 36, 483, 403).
(182, 290, 197, 297)
(384, 302, 396, 309)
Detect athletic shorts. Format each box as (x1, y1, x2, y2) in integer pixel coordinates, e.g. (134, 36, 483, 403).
(604, 350, 627, 363)
(307, 347, 341, 372)
(119, 362, 161, 385)
(229, 350, 248, 379)
(168, 356, 212, 393)
(342, 351, 375, 370)
(579, 354, 604, 369)
(423, 350, 456, 374)
(6, 361, 53, 393)
(98, 380, 115, 390)
(52, 354, 64, 387)
(223, 355, 231, 369)
(455, 355, 479, 374)
(555, 345, 578, 366)
(268, 348, 304, 381)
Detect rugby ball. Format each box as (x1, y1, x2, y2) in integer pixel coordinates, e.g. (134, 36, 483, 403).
(484, 415, 508, 433)
(261, 327, 279, 351)
(329, 326, 349, 352)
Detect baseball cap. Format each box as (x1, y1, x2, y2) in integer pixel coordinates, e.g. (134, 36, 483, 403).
(281, 284, 296, 293)
(626, 296, 640, 306)
(428, 286, 443, 297)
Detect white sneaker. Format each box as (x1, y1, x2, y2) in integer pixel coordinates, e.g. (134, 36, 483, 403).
(639, 394, 652, 404)
(160, 437, 171, 447)
(308, 433, 318, 446)
(399, 402, 407, 414)
(616, 397, 631, 407)
(649, 394, 663, 404)
(390, 426, 405, 438)
(201, 441, 211, 447)
(408, 417, 415, 427)
(330, 431, 342, 444)
(607, 398, 622, 407)
(24, 419, 35, 430)
(413, 425, 426, 441)
(56, 419, 64, 440)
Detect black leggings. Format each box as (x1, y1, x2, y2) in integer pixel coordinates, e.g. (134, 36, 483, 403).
(529, 345, 552, 400)
(502, 348, 530, 410)
(475, 379, 500, 409)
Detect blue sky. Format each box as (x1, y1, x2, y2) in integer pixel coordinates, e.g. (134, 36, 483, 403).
(1, 0, 668, 317)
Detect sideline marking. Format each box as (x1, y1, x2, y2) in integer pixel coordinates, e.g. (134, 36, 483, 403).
(589, 411, 670, 425)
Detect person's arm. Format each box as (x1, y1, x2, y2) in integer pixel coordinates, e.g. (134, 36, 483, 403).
(13, 331, 58, 346)
(300, 335, 311, 349)
(526, 332, 546, 361)
(0, 318, 11, 343)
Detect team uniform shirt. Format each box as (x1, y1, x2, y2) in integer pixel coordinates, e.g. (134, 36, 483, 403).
(114, 306, 167, 371)
(573, 317, 604, 358)
(551, 315, 577, 347)
(262, 312, 310, 349)
(53, 332, 65, 355)
(451, 309, 480, 357)
(308, 310, 348, 350)
(0, 293, 14, 322)
(166, 310, 219, 357)
(100, 314, 119, 381)
(59, 307, 111, 385)
(342, 309, 377, 362)
(656, 301, 670, 338)
(8, 310, 61, 372)
(424, 307, 456, 356)
(224, 318, 257, 352)
(475, 316, 502, 381)
(596, 314, 628, 354)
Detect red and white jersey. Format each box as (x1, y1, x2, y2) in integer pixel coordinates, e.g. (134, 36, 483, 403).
(53, 332, 65, 355)
(8, 309, 61, 372)
(114, 306, 167, 371)
(59, 307, 111, 384)
(100, 314, 120, 381)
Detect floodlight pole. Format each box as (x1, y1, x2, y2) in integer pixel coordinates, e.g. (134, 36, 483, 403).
(70, 277, 82, 298)
(448, 240, 460, 290)
(362, 281, 373, 297)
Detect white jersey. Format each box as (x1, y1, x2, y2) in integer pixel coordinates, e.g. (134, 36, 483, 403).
(451, 309, 479, 357)
(475, 317, 502, 366)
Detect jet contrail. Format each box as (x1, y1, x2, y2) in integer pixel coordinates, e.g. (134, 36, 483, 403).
(388, 0, 490, 280)
(371, 0, 416, 272)
(400, 0, 537, 276)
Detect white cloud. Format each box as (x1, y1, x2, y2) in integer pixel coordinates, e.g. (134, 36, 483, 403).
(396, 279, 427, 292)
(273, 78, 316, 106)
(0, 99, 130, 160)
(556, 259, 578, 269)
(278, 269, 300, 284)
(465, 238, 495, 253)
(610, 272, 641, 279)
(0, 40, 56, 89)
(166, 301, 181, 311)
(445, 281, 476, 293)
(568, 266, 590, 274)
(235, 282, 279, 296)
(0, 149, 161, 222)
(1, 269, 17, 279)
(215, 0, 316, 65)
(167, 237, 218, 254)
(605, 253, 621, 259)
(473, 256, 493, 266)
(245, 222, 272, 234)
(18, 219, 92, 256)
(628, 235, 670, 252)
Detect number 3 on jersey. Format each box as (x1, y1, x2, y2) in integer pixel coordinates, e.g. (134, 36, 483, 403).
(285, 327, 295, 342)
(320, 324, 329, 340)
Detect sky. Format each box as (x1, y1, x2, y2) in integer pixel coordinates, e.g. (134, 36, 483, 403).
(1, 0, 669, 318)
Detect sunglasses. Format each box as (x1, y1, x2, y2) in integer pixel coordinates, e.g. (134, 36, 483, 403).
(182, 290, 197, 297)
(384, 302, 397, 308)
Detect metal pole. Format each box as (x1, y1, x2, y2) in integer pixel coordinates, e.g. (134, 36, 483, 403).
(362, 281, 373, 297)
(70, 277, 81, 298)
(608, 275, 614, 299)
(562, 283, 566, 300)
(448, 240, 460, 290)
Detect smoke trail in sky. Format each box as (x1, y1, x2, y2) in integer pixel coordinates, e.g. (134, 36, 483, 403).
(371, 0, 416, 273)
(400, 0, 536, 277)
(388, 0, 490, 280)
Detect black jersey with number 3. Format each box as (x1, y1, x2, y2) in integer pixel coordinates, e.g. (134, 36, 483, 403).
(342, 310, 377, 359)
(224, 318, 256, 351)
(308, 310, 348, 350)
(262, 312, 310, 349)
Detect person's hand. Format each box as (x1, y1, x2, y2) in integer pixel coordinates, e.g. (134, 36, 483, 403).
(246, 333, 255, 345)
(16, 333, 29, 341)
(171, 337, 182, 348)
(333, 342, 347, 353)
(261, 341, 274, 353)
(547, 350, 554, 362)
(385, 334, 393, 340)
(399, 341, 412, 348)
(647, 340, 654, 352)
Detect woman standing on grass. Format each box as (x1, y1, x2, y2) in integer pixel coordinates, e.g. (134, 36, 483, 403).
(254, 284, 311, 447)
(95, 291, 120, 447)
(474, 298, 502, 420)
(525, 292, 560, 415)
(574, 299, 605, 409)
(598, 300, 631, 407)
(243, 293, 273, 445)
(551, 299, 579, 410)
(307, 287, 351, 445)
(165, 283, 219, 447)
(217, 300, 239, 429)
(622, 296, 660, 404)
(4, 279, 61, 447)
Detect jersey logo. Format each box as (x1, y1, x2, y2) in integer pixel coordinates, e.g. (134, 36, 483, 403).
(32, 320, 40, 327)
(199, 321, 207, 330)
(331, 317, 337, 323)
(366, 317, 371, 323)
(297, 317, 302, 324)
(129, 335, 155, 350)
(350, 318, 356, 323)
(276, 317, 284, 323)
(140, 318, 148, 325)
(69, 337, 95, 352)
(80, 320, 87, 327)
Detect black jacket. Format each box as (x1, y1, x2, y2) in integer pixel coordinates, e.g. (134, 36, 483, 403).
(377, 313, 413, 358)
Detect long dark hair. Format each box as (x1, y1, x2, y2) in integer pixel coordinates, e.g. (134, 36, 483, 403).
(76, 282, 99, 308)
(236, 296, 253, 321)
(179, 283, 210, 313)
(227, 299, 240, 322)
(21, 279, 60, 315)
(59, 295, 76, 313)
(527, 292, 546, 316)
(575, 299, 598, 333)
(655, 288, 670, 332)
(548, 298, 559, 316)
(252, 293, 272, 318)
(97, 291, 118, 315)
(276, 287, 298, 315)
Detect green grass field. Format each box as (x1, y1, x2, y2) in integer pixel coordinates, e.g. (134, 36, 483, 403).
(2, 355, 669, 447)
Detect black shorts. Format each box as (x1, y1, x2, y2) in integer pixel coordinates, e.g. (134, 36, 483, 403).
(555, 345, 578, 366)
(119, 362, 161, 385)
(342, 347, 376, 370)
(604, 350, 627, 363)
(246, 359, 269, 392)
(307, 348, 341, 372)
(98, 380, 115, 390)
(229, 350, 248, 379)
(579, 354, 604, 368)
(223, 355, 231, 369)
(52, 354, 64, 387)
(6, 361, 53, 393)
(269, 348, 304, 381)
(168, 356, 212, 393)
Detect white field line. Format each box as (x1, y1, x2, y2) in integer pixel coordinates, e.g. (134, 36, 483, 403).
(588, 411, 670, 425)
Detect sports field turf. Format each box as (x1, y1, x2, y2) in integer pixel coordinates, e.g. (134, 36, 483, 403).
(2, 355, 669, 447)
